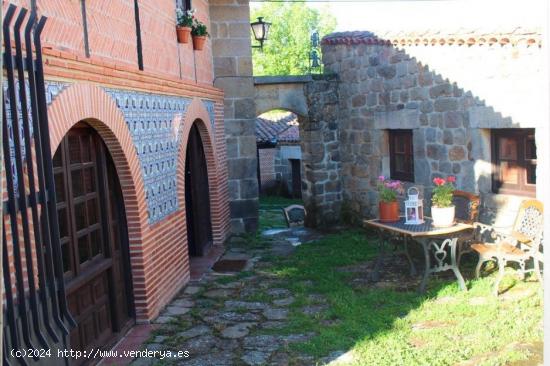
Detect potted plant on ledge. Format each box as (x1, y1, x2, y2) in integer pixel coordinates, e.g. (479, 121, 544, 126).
(176, 8, 194, 44)
(191, 18, 209, 50)
(431, 176, 456, 227)
(377, 176, 404, 222)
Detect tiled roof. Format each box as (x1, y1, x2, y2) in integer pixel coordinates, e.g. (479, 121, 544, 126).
(322, 28, 541, 47)
(256, 113, 300, 144)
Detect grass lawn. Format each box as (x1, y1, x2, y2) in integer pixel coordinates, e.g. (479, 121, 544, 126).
(259, 195, 304, 230)
(256, 229, 543, 365)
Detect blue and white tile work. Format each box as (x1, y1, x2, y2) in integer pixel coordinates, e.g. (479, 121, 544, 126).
(4, 79, 205, 224)
(104, 88, 192, 224)
(202, 100, 216, 131)
(3, 80, 67, 195)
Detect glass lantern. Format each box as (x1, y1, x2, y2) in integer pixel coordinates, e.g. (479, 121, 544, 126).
(405, 187, 424, 225)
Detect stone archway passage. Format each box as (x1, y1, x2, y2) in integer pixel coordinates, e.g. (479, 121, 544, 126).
(53, 123, 134, 362)
(185, 122, 214, 257)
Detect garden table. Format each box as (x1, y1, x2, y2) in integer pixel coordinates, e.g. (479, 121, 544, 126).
(364, 217, 473, 293)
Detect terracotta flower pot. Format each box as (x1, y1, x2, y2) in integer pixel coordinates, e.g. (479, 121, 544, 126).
(176, 26, 192, 44)
(192, 35, 207, 50)
(379, 201, 399, 222)
(431, 205, 455, 227)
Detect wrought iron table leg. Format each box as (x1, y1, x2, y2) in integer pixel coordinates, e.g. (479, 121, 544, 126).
(418, 237, 466, 293)
(403, 236, 417, 277)
(370, 229, 385, 282)
(419, 239, 431, 293)
(450, 238, 467, 291)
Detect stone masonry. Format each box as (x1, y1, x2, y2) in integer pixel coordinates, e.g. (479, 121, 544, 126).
(301, 75, 342, 227)
(210, 0, 259, 232)
(299, 30, 545, 228)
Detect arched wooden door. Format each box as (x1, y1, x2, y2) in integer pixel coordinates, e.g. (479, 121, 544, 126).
(53, 123, 134, 363)
(185, 123, 213, 257)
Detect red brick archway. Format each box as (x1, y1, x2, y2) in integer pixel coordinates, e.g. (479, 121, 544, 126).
(176, 98, 224, 249)
(47, 83, 152, 320)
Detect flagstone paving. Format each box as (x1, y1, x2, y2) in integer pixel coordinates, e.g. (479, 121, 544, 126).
(128, 211, 543, 366)
(130, 228, 330, 366)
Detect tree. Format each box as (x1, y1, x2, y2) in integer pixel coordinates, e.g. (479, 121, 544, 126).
(251, 3, 336, 76)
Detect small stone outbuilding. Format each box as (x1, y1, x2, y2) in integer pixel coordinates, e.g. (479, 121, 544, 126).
(300, 28, 545, 228)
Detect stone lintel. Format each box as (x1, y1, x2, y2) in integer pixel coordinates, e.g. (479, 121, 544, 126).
(374, 109, 419, 129)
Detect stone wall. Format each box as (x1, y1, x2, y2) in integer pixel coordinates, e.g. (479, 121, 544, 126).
(301, 75, 342, 227)
(258, 145, 301, 196)
(210, 0, 259, 232)
(309, 30, 545, 229)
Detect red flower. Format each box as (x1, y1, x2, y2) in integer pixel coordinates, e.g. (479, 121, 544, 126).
(433, 177, 446, 186)
(446, 176, 456, 183)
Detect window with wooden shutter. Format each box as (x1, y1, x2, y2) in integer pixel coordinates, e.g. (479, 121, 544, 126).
(492, 128, 536, 196)
(389, 129, 414, 182)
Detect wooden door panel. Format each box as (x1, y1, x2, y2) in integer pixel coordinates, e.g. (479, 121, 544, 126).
(185, 124, 213, 257)
(53, 124, 134, 363)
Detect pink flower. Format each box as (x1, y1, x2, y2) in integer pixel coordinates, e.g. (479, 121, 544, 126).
(447, 176, 456, 183)
(433, 177, 445, 186)
(378, 175, 385, 182)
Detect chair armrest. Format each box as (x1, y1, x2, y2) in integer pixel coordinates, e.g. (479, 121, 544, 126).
(473, 222, 502, 241)
(512, 232, 532, 244)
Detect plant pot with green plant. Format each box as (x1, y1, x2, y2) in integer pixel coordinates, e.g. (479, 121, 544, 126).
(176, 8, 194, 44)
(431, 176, 456, 227)
(377, 176, 404, 222)
(191, 18, 209, 50)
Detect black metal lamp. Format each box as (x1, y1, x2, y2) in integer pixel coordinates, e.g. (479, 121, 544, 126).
(251, 17, 271, 50)
(309, 31, 322, 73)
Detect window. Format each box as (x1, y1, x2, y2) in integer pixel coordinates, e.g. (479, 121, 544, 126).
(389, 129, 414, 182)
(492, 128, 536, 196)
(177, 0, 192, 11)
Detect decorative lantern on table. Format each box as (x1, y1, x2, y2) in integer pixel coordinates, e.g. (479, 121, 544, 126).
(404, 187, 424, 225)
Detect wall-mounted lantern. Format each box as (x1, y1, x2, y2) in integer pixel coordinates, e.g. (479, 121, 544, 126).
(309, 30, 322, 74)
(251, 17, 271, 50)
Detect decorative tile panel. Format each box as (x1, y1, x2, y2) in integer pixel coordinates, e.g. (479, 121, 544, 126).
(3, 80, 67, 195)
(202, 99, 216, 131)
(104, 88, 191, 223)
(4, 81, 196, 224)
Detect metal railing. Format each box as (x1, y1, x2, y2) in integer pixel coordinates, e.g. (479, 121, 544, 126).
(2, 4, 75, 365)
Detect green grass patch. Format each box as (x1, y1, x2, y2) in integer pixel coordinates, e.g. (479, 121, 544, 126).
(258, 229, 543, 365)
(259, 195, 303, 208)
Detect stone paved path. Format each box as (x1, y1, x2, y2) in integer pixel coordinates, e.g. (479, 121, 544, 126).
(130, 227, 329, 366)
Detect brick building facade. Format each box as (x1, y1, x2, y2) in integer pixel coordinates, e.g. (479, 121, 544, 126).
(1, 0, 254, 358)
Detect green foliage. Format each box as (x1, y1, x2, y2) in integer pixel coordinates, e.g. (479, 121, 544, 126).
(431, 177, 456, 207)
(191, 18, 209, 37)
(251, 3, 336, 75)
(176, 8, 194, 27)
(377, 177, 405, 203)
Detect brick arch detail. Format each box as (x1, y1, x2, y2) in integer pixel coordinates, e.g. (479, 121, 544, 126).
(47, 83, 152, 321)
(176, 98, 223, 247)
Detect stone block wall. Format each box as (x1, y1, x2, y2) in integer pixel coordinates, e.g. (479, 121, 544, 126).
(210, 0, 259, 232)
(259, 145, 302, 196)
(301, 75, 342, 227)
(308, 30, 545, 228)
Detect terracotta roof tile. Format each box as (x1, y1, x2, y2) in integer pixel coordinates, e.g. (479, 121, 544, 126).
(322, 28, 541, 48)
(256, 113, 299, 144)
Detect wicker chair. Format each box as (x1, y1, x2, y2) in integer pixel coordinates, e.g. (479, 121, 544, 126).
(471, 199, 544, 296)
(452, 190, 480, 264)
(452, 190, 480, 224)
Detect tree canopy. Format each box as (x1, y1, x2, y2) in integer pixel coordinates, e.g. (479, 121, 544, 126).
(251, 3, 336, 76)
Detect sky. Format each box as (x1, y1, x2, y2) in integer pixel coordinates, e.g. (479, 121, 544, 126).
(250, 0, 545, 34)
